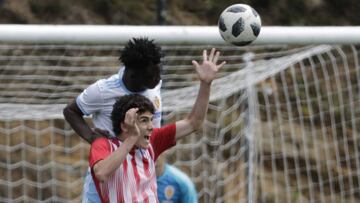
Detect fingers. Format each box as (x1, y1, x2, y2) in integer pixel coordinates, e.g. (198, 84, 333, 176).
(192, 60, 199, 67)
(129, 108, 139, 120)
(213, 50, 220, 64)
(128, 108, 139, 114)
(125, 108, 139, 124)
(198, 48, 226, 69)
(123, 108, 139, 136)
(203, 50, 207, 62)
(216, 61, 227, 71)
(203, 48, 222, 64)
(208, 48, 215, 62)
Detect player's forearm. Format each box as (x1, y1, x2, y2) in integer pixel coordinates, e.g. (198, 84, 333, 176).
(188, 81, 211, 129)
(94, 137, 138, 181)
(66, 114, 95, 143)
(63, 101, 98, 144)
(175, 81, 210, 140)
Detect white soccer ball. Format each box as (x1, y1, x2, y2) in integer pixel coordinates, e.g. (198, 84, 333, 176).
(218, 4, 261, 46)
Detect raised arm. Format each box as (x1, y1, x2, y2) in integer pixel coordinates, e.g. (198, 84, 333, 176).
(63, 100, 102, 144)
(175, 48, 226, 140)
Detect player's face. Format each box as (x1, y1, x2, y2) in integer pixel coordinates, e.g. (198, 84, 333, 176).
(143, 63, 161, 89)
(127, 63, 161, 92)
(135, 111, 154, 149)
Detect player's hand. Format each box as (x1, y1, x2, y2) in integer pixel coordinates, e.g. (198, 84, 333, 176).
(192, 48, 226, 84)
(123, 108, 140, 138)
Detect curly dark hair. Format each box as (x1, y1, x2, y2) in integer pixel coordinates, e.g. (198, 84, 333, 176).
(111, 94, 155, 136)
(120, 37, 163, 70)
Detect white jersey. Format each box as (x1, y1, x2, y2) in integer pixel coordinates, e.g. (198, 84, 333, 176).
(76, 67, 162, 137)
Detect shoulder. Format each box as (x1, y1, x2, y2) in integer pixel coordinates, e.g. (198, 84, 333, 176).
(167, 165, 194, 186)
(166, 165, 198, 201)
(82, 73, 129, 102)
(90, 137, 117, 156)
(92, 137, 109, 147)
(142, 80, 162, 97)
(167, 165, 190, 179)
(97, 74, 123, 91)
(151, 124, 176, 143)
(77, 78, 109, 101)
(154, 80, 162, 91)
(152, 124, 176, 136)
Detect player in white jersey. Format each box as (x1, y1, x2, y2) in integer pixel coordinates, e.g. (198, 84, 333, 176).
(63, 37, 163, 203)
(75, 67, 162, 136)
(90, 48, 226, 203)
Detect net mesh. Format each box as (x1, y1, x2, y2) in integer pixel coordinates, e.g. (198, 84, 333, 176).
(0, 43, 359, 203)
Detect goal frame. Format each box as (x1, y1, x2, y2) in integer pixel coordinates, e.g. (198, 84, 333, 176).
(0, 25, 360, 45)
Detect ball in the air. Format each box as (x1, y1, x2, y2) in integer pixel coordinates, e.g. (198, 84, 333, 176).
(218, 4, 261, 46)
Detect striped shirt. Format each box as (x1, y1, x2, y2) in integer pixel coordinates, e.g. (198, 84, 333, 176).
(89, 124, 176, 203)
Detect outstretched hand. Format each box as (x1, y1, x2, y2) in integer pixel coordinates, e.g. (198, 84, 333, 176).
(122, 108, 140, 138)
(192, 48, 226, 84)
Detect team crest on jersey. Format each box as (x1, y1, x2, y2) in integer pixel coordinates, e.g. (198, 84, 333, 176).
(164, 185, 175, 199)
(153, 96, 161, 109)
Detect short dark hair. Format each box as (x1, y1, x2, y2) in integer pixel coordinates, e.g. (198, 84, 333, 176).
(111, 94, 155, 136)
(120, 37, 162, 70)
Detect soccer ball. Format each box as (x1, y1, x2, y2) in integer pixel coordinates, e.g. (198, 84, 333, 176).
(218, 4, 261, 46)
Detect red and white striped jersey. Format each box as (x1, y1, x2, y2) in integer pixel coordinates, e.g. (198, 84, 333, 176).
(89, 124, 176, 203)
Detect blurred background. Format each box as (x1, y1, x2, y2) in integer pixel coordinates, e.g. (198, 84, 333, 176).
(0, 0, 359, 25)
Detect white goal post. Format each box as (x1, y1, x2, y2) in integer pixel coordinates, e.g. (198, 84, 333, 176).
(0, 25, 360, 44)
(0, 25, 360, 203)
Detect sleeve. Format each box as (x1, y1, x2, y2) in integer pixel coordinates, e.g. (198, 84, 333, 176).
(150, 124, 176, 160)
(76, 81, 103, 116)
(89, 138, 111, 168)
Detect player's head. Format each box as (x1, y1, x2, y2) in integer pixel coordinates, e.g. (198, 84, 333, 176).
(120, 37, 163, 91)
(112, 94, 155, 148)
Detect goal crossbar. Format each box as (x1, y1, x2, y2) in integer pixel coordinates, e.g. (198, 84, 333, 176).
(0, 25, 360, 44)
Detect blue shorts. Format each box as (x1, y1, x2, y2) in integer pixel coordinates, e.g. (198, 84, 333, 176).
(82, 168, 101, 203)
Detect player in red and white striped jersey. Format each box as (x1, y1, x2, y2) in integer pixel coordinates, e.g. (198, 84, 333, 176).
(89, 48, 226, 203)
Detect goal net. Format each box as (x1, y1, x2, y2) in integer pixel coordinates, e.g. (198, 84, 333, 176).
(0, 26, 360, 203)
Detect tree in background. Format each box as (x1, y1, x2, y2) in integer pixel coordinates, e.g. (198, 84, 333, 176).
(0, 0, 359, 25)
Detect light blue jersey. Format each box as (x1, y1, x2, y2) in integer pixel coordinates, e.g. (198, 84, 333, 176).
(77, 67, 162, 137)
(78, 67, 162, 203)
(157, 164, 198, 203)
